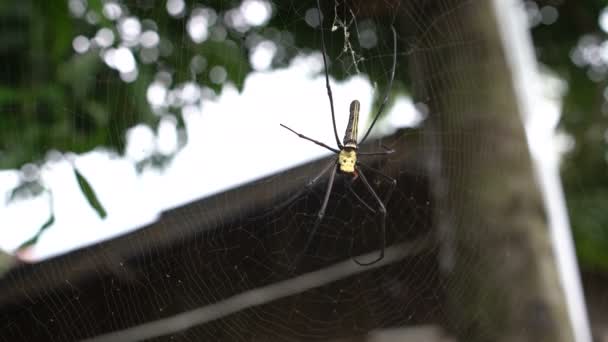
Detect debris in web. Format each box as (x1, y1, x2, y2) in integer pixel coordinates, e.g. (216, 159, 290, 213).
(331, 0, 364, 74)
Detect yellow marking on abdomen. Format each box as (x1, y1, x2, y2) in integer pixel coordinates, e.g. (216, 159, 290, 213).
(338, 149, 357, 173)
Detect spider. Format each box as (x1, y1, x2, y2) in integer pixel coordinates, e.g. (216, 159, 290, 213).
(279, 0, 397, 266)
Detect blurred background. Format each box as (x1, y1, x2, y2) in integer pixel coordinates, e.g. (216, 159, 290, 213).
(0, 0, 607, 341)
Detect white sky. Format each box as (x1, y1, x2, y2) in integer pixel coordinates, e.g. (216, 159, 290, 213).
(0, 53, 422, 261)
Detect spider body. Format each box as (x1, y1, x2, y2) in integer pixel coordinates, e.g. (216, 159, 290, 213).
(338, 100, 360, 174)
(278, 0, 397, 267)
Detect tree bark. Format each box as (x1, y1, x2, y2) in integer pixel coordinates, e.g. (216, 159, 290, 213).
(408, 0, 574, 341)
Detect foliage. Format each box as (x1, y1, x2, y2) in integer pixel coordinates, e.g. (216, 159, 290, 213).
(0, 0, 398, 171)
(532, 0, 608, 272)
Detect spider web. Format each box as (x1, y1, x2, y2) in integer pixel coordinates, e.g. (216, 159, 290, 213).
(0, 0, 508, 341)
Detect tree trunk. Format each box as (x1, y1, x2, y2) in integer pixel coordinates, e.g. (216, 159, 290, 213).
(408, 0, 574, 340)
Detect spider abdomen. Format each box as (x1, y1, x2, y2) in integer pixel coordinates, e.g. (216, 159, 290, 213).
(343, 100, 360, 149)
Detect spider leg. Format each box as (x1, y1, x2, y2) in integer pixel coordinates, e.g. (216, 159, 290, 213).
(358, 149, 395, 156)
(357, 161, 397, 205)
(352, 166, 386, 266)
(316, 0, 343, 149)
(291, 163, 338, 270)
(280, 124, 339, 153)
(359, 143, 395, 155)
(262, 158, 337, 220)
(345, 177, 376, 214)
(359, 25, 398, 145)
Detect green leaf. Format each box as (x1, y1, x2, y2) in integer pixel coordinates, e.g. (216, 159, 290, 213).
(74, 167, 107, 219)
(7, 180, 45, 204)
(18, 213, 55, 250)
